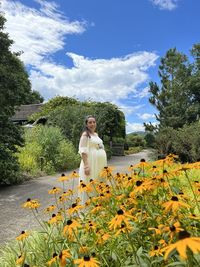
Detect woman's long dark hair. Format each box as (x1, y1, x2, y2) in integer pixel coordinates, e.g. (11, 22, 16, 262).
(83, 115, 96, 138)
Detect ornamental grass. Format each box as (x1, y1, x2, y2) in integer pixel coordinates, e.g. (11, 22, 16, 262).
(0, 154, 200, 267)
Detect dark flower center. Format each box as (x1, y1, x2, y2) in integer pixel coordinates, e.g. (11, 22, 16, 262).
(61, 173, 65, 176)
(21, 231, 25, 234)
(52, 214, 56, 217)
(53, 252, 58, 257)
(117, 209, 124, 215)
(84, 255, 90, 261)
(140, 158, 146, 162)
(128, 177, 132, 180)
(27, 198, 31, 202)
(136, 180, 143, 186)
(178, 230, 190, 240)
(171, 196, 179, 201)
(160, 178, 165, 182)
(90, 179, 93, 182)
(154, 245, 158, 250)
(163, 170, 168, 174)
(67, 219, 73, 225)
(153, 166, 156, 169)
(72, 203, 77, 208)
(170, 225, 176, 231)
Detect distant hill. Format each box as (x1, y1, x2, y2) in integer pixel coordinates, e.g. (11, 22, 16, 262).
(127, 131, 145, 136)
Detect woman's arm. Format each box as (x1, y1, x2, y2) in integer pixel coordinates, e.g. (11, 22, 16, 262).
(79, 133, 90, 176)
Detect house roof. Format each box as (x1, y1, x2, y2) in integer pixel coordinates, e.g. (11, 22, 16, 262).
(12, 104, 43, 122)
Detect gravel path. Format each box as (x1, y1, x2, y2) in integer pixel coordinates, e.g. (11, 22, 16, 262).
(0, 149, 153, 245)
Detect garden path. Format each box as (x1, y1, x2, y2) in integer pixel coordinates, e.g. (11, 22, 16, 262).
(0, 149, 153, 245)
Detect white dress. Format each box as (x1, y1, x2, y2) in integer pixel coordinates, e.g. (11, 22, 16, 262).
(78, 133, 107, 203)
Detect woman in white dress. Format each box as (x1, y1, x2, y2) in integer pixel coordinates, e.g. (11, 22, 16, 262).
(78, 115, 107, 204)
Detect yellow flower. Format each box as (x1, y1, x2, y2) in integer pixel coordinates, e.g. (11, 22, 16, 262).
(48, 213, 63, 224)
(47, 253, 58, 266)
(78, 182, 93, 193)
(100, 166, 114, 178)
(109, 209, 134, 230)
(16, 254, 24, 265)
(162, 196, 190, 213)
(16, 230, 29, 241)
(59, 249, 71, 267)
(70, 170, 79, 178)
(48, 187, 62, 194)
(164, 231, 200, 260)
(162, 221, 184, 240)
(44, 205, 56, 213)
(22, 198, 40, 209)
(58, 173, 69, 182)
(74, 256, 100, 267)
(63, 219, 81, 237)
(67, 203, 84, 215)
(149, 245, 164, 257)
(114, 223, 133, 236)
(85, 220, 97, 231)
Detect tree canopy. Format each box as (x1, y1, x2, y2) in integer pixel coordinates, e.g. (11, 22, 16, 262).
(148, 45, 200, 129)
(0, 14, 43, 183)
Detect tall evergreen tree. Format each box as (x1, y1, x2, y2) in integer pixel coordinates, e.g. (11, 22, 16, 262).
(149, 47, 194, 129)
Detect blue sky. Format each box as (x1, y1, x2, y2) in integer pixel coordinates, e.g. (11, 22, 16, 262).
(1, 0, 200, 132)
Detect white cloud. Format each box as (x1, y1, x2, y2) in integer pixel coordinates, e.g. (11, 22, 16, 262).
(137, 113, 155, 120)
(1, 0, 158, 105)
(126, 122, 145, 133)
(29, 52, 158, 101)
(1, 0, 86, 65)
(150, 0, 179, 10)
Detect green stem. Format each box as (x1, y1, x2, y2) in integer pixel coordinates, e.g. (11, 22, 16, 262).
(184, 170, 200, 214)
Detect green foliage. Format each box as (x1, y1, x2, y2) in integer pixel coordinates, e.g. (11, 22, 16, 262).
(149, 45, 200, 129)
(0, 14, 44, 184)
(155, 122, 200, 162)
(144, 133, 156, 148)
(29, 96, 126, 151)
(16, 126, 80, 176)
(124, 146, 143, 155)
(126, 133, 146, 148)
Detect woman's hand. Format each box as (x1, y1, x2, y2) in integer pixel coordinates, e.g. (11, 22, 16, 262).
(84, 165, 90, 176)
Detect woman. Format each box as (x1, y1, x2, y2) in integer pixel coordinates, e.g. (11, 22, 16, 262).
(78, 115, 107, 203)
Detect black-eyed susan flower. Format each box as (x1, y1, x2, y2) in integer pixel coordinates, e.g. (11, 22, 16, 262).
(48, 213, 63, 224)
(67, 202, 84, 215)
(149, 245, 164, 257)
(58, 173, 69, 182)
(48, 187, 62, 194)
(47, 253, 58, 266)
(100, 166, 114, 178)
(109, 209, 134, 230)
(59, 249, 71, 267)
(63, 219, 81, 237)
(162, 221, 184, 240)
(16, 230, 29, 241)
(16, 254, 25, 265)
(114, 223, 133, 237)
(163, 231, 200, 260)
(74, 255, 100, 267)
(44, 205, 56, 213)
(85, 220, 97, 231)
(162, 196, 190, 213)
(70, 170, 79, 178)
(22, 198, 40, 209)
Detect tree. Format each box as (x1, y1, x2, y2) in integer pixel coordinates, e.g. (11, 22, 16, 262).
(0, 14, 33, 184)
(149, 45, 200, 129)
(25, 90, 44, 104)
(149, 48, 191, 129)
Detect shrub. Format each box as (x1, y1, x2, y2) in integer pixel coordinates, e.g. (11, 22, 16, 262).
(16, 126, 80, 176)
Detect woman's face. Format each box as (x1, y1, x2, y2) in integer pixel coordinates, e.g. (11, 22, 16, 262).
(86, 117, 96, 132)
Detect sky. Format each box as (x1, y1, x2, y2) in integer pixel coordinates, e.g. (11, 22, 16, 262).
(1, 0, 200, 133)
